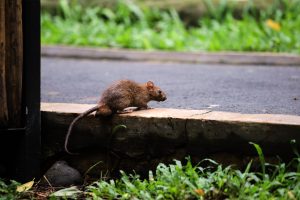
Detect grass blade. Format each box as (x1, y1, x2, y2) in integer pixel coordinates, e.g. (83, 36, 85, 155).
(249, 142, 266, 176)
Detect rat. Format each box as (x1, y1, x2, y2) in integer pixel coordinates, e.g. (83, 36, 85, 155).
(64, 80, 167, 155)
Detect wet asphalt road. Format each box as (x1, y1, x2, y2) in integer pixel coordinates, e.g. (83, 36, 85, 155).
(42, 57, 300, 115)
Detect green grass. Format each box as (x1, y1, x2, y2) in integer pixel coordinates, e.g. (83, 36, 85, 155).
(85, 159, 300, 200)
(41, 0, 300, 53)
(1, 145, 300, 199)
(51, 142, 300, 199)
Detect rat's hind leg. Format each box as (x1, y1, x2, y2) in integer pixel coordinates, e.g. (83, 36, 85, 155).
(96, 104, 113, 117)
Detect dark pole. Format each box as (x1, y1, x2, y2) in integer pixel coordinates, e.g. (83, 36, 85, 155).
(16, 0, 41, 181)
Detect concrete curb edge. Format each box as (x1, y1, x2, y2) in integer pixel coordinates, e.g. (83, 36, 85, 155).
(42, 45, 300, 66)
(41, 103, 300, 125)
(41, 103, 300, 158)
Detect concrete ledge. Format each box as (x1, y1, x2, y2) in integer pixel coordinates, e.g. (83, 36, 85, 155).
(42, 103, 300, 157)
(41, 103, 300, 175)
(41, 46, 300, 66)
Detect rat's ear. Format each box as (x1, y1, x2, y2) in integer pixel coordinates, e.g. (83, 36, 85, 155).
(146, 81, 154, 89)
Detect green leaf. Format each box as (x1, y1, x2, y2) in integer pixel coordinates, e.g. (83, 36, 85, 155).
(112, 124, 127, 134)
(50, 186, 82, 199)
(249, 142, 266, 176)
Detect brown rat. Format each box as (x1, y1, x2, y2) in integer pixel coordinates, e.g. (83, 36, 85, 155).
(65, 80, 167, 154)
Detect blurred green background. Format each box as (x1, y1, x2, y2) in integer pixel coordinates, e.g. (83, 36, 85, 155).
(41, 0, 300, 53)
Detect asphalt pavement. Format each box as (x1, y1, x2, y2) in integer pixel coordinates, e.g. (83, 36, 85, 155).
(42, 57, 300, 115)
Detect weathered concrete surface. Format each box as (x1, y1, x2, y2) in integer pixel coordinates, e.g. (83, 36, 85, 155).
(42, 46, 300, 66)
(42, 103, 300, 156)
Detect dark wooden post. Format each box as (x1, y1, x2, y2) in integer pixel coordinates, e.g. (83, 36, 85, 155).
(0, 0, 8, 127)
(5, 0, 23, 128)
(0, 0, 25, 179)
(0, 0, 23, 128)
(0, 0, 40, 181)
(16, 0, 41, 181)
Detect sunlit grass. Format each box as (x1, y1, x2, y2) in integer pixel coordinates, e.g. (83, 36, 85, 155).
(41, 0, 300, 53)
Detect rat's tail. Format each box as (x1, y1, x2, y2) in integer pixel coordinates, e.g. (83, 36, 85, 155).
(64, 105, 99, 155)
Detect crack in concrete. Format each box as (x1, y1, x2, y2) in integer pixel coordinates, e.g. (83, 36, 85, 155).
(167, 117, 175, 131)
(189, 110, 213, 118)
(182, 118, 189, 148)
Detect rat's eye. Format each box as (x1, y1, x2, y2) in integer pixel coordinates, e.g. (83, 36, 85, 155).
(158, 90, 162, 94)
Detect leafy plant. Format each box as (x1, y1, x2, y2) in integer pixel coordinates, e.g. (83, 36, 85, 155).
(1, 141, 300, 199)
(86, 142, 300, 199)
(0, 179, 22, 200)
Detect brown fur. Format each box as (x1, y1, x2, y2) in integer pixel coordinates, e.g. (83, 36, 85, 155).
(65, 80, 167, 154)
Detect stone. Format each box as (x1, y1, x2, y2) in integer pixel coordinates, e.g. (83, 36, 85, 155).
(41, 161, 82, 187)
